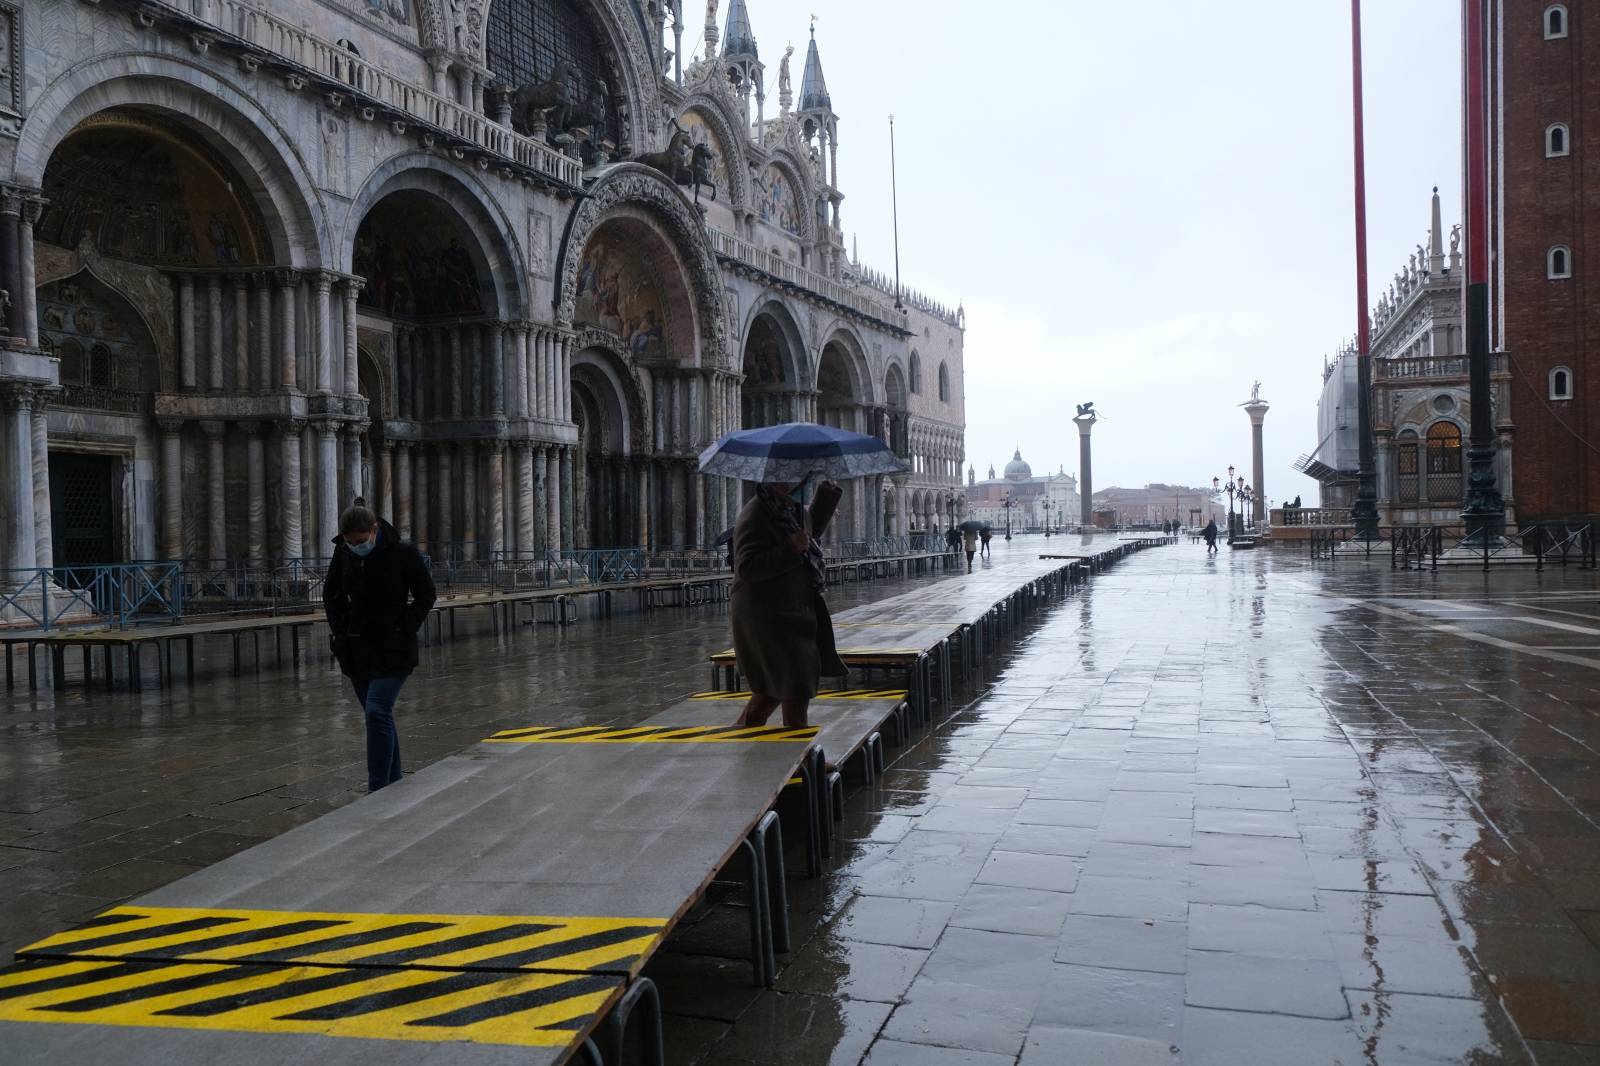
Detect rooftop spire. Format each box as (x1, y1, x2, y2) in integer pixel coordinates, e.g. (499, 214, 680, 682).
(723, 0, 757, 58)
(800, 24, 830, 111)
(1428, 184, 1444, 273)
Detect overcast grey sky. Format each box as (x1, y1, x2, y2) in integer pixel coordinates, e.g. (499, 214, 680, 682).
(731, 0, 1461, 504)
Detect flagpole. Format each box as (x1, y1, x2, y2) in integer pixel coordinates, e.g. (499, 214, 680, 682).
(889, 113, 903, 310)
(1349, 0, 1379, 538)
(1460, 0, 1503, 541)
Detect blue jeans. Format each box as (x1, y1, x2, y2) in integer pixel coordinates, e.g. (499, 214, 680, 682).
(351, 676, 406, 792)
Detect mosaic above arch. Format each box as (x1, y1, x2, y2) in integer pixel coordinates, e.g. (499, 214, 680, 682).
(352, 191, 487, 317)
(754, 163, 803, 237)
(35, 110, 268, 268)
(574, 228, 670, 360)
(675, 109, 732, 202)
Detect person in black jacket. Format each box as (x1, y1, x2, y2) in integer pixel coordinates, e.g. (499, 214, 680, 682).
(323, 498, 436, 792)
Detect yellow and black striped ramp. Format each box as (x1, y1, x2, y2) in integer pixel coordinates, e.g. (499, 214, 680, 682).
(688, 689, 908, 701)
(19, 906, 668, 977)
(0, 956, 619, 1050)
(484, 724, 819, 744)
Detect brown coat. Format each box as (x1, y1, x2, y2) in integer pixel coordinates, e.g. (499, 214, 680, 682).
(729, 494, 845, 699)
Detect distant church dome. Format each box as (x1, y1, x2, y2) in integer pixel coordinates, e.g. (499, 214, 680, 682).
(1004, 448, 1032, 481)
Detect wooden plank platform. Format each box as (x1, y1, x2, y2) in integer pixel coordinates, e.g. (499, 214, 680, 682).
(18, 724, 813, 978)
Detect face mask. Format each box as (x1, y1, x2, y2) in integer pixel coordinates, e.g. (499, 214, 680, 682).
(348, 538, 376, 557)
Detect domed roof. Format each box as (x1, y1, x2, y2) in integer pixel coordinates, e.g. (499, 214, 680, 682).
(1004, 448, 1032, 481)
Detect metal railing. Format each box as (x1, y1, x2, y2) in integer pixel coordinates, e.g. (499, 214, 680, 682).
(1, 563, 184, 630)
(139, 0, 581, 187)
(708, 228, 909, 329)
(1310, 524, 1597, 571)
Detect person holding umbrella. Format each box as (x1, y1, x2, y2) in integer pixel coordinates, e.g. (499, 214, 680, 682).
(957, 519, 984, 573)
(700, 422, 905, 727)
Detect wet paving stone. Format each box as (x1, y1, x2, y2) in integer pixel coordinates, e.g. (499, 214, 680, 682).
(12, 541, 1600, 1061)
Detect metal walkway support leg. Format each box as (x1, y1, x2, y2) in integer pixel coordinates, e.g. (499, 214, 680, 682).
(599, 977, 665, 1066)
(753, 810, 789, 955)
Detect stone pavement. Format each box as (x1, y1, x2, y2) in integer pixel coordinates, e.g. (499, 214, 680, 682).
(5, 538, 1600, 1064)
(666, 543, 1600, 1065)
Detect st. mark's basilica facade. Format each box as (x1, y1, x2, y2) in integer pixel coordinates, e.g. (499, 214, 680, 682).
(0, 0, 966, 575)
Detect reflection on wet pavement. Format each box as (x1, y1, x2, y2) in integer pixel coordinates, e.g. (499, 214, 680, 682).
(6, 538, 1600, 1062)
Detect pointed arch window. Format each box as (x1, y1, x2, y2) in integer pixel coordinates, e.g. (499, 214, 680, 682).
(1549, 245, 1572, 279)
(1550, 366, 1574, 400)
(937, 362, 950, 402)
(909, 351, 922, 394)
(1547, 123, 1570, 157)
(1426, 422, 1463, 504)
(1545, 5, 1568, 38)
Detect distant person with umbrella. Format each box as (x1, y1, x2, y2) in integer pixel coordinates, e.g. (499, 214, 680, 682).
(980, 525, 993, 555)
(959, 519, 983, 573)
(700, 422, 905, 727)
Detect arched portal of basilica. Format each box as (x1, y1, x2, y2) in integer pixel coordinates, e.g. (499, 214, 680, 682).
(0, 0, 966, 585)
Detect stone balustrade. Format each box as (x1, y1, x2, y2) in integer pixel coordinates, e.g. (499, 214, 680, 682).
(136, 0, 583, 187)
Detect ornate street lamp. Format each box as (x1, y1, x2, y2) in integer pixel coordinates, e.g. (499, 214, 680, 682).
(1003, 492, 1014, 541)
(1224, 479, 1237, 543)
(1042, 498, 1053, 537)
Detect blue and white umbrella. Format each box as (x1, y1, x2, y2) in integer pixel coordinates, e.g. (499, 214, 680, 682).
(697, 422, 906, 483)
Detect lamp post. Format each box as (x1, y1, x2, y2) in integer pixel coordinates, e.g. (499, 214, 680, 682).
(1003, 492, 1014, 541)
(1042, 498, 1052, 537)
(1224, 479, 1237, 543)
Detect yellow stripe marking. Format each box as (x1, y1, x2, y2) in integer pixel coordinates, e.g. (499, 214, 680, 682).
(0, 958, 615, 1049)
(690, 689, 908, 701)
(21, 906, 669, 976)
(485, 725, 819, 744)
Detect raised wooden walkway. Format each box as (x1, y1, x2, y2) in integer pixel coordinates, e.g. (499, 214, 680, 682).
(0, 537, 1166, 1065)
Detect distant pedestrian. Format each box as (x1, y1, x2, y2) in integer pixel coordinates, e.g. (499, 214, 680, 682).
(729, 478, 848, 729)
(962, 527, 979, 572)
(980, 527, 993, 555)
(324, 498, 436, 793)
(1202, 518, 1219, 554)
(945, 526, 961, 553)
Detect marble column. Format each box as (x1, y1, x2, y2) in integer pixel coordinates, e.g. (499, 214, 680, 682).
(178, 275, 197, 389)
(242, 422, 266, 561)
(395, 442, 413, 540)
(559, 335, 572, 422)
(343, 424, 364, 505)
(414, 446, 431, 554)
(635, 459, 649, 548)
(343, 280, 360, 396)
(488, 443, 506, 557)
(314, 420, 338, 553)
(448, 328, 463, 418)
(460, 442, 478, 561)
(17, 198, 40, 347)
(514, 442, 534, 558)
(692, 465, 706, 548)
(436, 444, 454, 558)
(159, 419, 184, 560)
(0, 392, 35, 573)
(312, 274, 334, 394)
(560, 446, 575, 549)
(529, 331, 544, 419)
(29, 393, 51, 567)
(1, 387, 39, 572)
(546, 447, 562, 553)
(396, 328, 412, 418)
(253, 275, 272, 391)
(206, 277, 224, 391)
(229, 277, 247, 390)
(489, 324, 506, 418)
(275, 271, 298, 390)
(466, 325, 482, 416)
(376, 442, 394, 522)
(534, 445, 549, 552)
(278, 421, 303, 560)
(511, 324, 529, 419)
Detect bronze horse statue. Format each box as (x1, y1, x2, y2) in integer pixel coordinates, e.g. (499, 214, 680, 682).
(690, 142, 717, 202)
(636, 124, 692, 183)
(509, 60, 576, 135)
